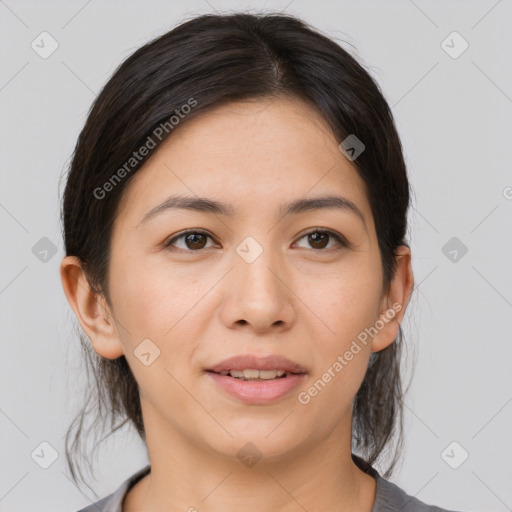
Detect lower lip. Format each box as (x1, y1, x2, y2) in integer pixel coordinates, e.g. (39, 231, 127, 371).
(206, 372, 307, 405)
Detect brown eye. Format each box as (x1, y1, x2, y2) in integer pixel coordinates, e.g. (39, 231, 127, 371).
(294, 229, 347, 251)
(308, 232, 329, 249)
(183, 232, 208, 249)
(164, 230, 216, 251)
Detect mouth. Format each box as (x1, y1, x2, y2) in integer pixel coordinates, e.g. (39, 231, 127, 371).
(204, 355, 308, 405)
(206, 368, 304, 381)
(206, 354, 307, 376)
(207, 368, 304, 380)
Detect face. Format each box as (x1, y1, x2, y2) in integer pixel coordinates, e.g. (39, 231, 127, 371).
(63, 96, 410, 465)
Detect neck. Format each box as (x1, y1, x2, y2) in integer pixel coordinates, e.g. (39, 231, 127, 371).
(124, 403, 377, 512)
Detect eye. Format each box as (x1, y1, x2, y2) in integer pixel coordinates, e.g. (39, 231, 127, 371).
(163, 230, 218, 251)
(163, 228, 349, 252)
(293, 229, 348, 251)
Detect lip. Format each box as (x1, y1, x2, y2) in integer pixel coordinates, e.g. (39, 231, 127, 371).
(206, 371, 307, 405)
(206, 354, 307, 373)
(205, 354, 308, 405)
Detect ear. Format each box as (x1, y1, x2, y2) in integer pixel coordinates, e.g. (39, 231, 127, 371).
(371, 245, 414, 353)
(60, 255, 124, 359)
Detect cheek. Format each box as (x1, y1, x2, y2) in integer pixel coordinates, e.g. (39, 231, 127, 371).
(297, 257, 381, 404)
(297, 277, 377, 421)
(300, 257, 382, 344)
(109, 259, 215, 403)
(110, 265, 205, 407)
(110, 258, 209, 342)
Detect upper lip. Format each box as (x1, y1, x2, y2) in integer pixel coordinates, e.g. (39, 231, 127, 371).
(207, 354, 307, 374)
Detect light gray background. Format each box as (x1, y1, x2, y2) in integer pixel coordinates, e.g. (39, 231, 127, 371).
(1, 1, 511, 511)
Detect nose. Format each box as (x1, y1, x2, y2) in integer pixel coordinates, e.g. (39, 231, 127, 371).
(219, 243, 296, 333)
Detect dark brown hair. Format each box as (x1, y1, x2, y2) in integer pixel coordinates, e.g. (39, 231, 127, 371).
(60, 11, 412, 493)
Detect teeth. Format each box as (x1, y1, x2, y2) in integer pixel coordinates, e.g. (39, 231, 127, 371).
(220, 369, 287, 380)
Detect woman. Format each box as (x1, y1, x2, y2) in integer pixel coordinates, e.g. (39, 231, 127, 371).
(60, 11, 462, 512)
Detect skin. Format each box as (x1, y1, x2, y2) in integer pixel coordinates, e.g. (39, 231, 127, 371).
(60, 96, 414, 512)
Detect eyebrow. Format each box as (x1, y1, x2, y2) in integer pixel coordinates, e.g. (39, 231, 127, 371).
(137, 194, 368, 232)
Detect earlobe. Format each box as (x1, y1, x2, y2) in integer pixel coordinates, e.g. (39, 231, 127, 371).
(60, 256, 125, 359)
(371, 245, 414, 353)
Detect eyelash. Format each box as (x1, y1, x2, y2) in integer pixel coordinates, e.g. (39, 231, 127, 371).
(163, 228, 349, 252)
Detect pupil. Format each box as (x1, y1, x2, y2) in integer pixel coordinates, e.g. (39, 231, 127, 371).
(186, 233, 206, 249)
(309, 232, 328, 249)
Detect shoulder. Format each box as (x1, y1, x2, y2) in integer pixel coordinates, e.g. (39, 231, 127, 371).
(352, 454, 463, 512)
(73, 465, 151, 512)
(74, 460, 465, 512)
(374, 476, 463, 512)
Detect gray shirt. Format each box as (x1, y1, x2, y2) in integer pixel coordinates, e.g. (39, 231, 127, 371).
(75, 456, 462, 512)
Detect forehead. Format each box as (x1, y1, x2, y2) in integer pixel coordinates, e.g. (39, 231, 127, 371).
(115, 96, 373, 229)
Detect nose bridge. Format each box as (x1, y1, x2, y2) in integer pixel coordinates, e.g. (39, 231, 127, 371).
(234, 233, 284, 297)
(221, 232, 294, 329)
